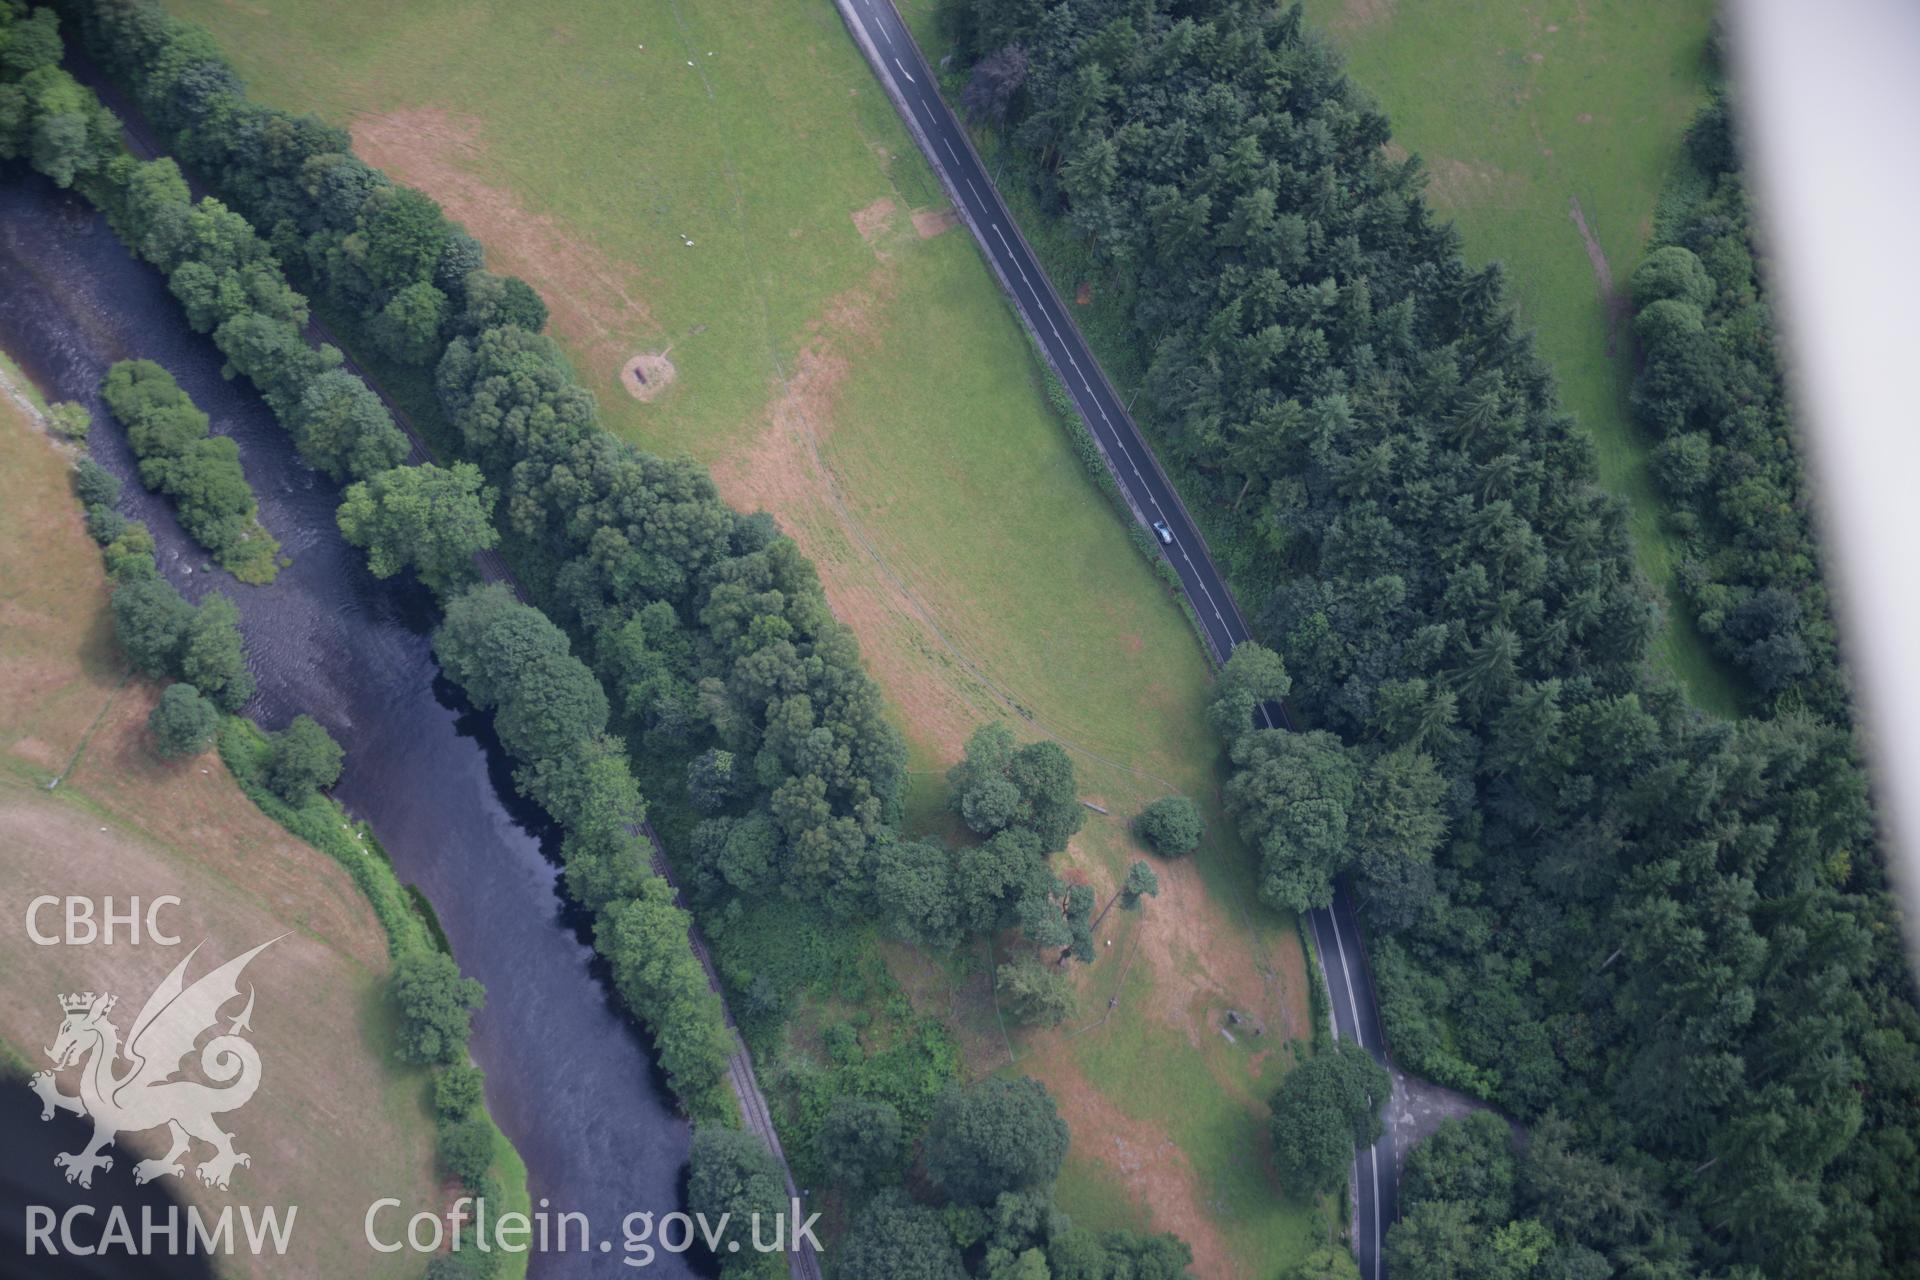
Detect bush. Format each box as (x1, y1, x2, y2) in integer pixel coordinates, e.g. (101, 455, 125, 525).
(947, 723, 1084, 852)
(433, 585, 606, 762)
(686, 747, 738, 814)
(0, 53, 118, 189)
(434, 1064, 487, 1120)
(596, 892, 734, 1108)
(436, 1113, 495, 1186)
(111, 575, 194, 676)
(289, 368, 408, 483)
(1134, 795, 1202, 856)
(101, 520, 158, 581)
(177, 593, 255, 711)
(336, 462, 498, 596)
(48, 401, 90, 440)
(426, 1251, 502, 1280)
(148, 683, 218, 758)
(1121, 859, 1159, 907)
(686, 1128, 789, 1268)
(836, 1189, 965, 1280)
(73, 457, 120, 508)
(1291, 1246, 1360, 1280)
(1630, 244, 1715, 310)
(85, 504, 129, 546)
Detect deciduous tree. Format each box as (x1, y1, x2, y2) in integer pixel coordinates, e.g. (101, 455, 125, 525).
(924, 1076, 1069, 1205)
(266, 714, 343, 802)
(390, 951, 483, 1067)
(1268, 1042, 1389, 1196)
(148, 682, 217, 758)
(337, 462, 498, 596)
(818, 1096, 902, 1189)
(996, 955, 1076, 1027)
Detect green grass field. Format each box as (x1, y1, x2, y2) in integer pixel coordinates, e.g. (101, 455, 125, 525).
(162, 0, 1324, 1270)
(1301, 0, 1734, 712)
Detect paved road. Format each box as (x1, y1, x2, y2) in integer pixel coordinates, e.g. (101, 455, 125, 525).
(832, 2, 1398, 1274)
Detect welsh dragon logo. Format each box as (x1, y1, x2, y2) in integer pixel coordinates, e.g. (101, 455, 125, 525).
(29, 937, 281, 1191)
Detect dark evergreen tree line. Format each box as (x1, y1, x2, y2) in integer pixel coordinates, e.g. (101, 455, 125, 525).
(940, 1, 1920, 1274)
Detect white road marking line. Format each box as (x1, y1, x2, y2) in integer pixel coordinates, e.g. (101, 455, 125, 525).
(1370, 1144, 1383, 1280)
(1310, 905, 1377, 1277)
(944, 137, 958, 161)
(1325, 905, 1368, 1050)
(894, 57, 915, 83)
(1326, 896, 1382, 1274)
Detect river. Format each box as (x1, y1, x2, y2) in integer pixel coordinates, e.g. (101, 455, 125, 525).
(0, 165, 702, 1278)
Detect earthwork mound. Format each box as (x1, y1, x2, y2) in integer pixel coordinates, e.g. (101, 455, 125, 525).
(621, 352, 677, 402)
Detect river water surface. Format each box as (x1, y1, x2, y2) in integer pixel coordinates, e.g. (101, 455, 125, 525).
(0, 166, 699, 1278)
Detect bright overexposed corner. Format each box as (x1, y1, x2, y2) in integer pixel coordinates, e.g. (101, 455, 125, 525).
(1725, 1, 1920, 977)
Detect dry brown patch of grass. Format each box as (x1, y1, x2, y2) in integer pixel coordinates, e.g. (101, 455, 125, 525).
(1025, 1037, 1242, 1278)
(706, 271, 995, 761)
(1423, 155, 1523, 210)
(351, 108, 661, 377)
(0, 402, 436, 1277)
(0, 400, 120, 781)
(1329, 0, 1396, 32)
(1381, 142, 1524, 213)
(1132, 852, 1310, 1053)
(0, 785, 434, 1280)
(1049, 812, 1313, 1062)
(72, 690, 391, 964)
(910, 207, 958, 239)
(893, 810, 1312, 1276)
(850, 197, 897, 247)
